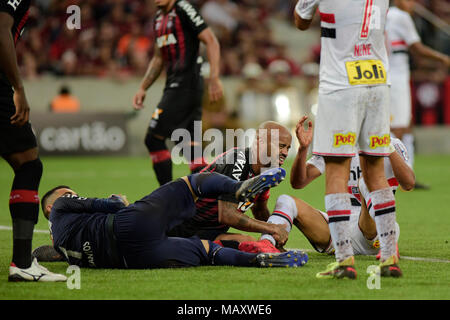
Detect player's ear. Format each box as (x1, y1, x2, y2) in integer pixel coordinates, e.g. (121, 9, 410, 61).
(45, 204, 53, 219)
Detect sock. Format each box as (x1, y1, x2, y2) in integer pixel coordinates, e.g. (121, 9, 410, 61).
(150, 152, 172, 185)
(10, 159, 43, 268)
(188, 143, 208, 173)
(325, 193, 354, 262)
(402, 133, 415, 168)
(208, 241, 257, 267)
(188, 172, 241, 198)
(146, 134, 172, 185)
(260, 194, 297, 245)
(369, 188, 398, 261)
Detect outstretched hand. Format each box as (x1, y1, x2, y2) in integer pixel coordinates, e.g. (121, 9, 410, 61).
(295, 116, 313, 150)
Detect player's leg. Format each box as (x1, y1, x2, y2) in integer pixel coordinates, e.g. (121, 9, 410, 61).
(145, 132, 172, 185)
(185, 91, 208, 174)
(187, 167, 286, 201)
(4, 147, 42, 270)
(312, 88, 362, 279)
(206, 240, 308, 268)
(359, 85, 401, 277)
(4, 147, 67, 282)
(240, 195, 332, 254)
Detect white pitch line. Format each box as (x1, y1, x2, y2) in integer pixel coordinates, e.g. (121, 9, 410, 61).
(0, 225, 49, 234)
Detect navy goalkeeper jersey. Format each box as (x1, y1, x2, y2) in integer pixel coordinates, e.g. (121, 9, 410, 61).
(49, 195, 125, 268)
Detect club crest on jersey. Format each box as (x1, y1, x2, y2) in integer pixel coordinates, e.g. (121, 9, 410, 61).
(157, 34, 177, 48)
(333, 132, 356, 148)
(370, 134, 390, 149)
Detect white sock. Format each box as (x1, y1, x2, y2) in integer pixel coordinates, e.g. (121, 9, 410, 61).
(325, 193, 354, 262)
(402, 133, 415, 168)
(369, 187, 398, 261)
(260, 195, 297, 246)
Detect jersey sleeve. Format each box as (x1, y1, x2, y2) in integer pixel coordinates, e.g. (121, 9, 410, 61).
(52, 195, 126, 215)
(399, 11, 421, 46)
(0, 0, 16, 16)
(295, 0, 319, 20)
(306, 155, 325, 174)
(176, 0, 208, 36)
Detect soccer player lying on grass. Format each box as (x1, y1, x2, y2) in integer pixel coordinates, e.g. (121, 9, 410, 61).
(38, 169, 308, 269)
(168, 121, 292, 252)
(244, 116, 415, 278)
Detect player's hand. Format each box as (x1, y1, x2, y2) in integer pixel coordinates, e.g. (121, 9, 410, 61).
(109, 194, 130, 206)
(270, 223, 289, 247)
(133, 88, 147, 110)
(295, 115, 313, 150)
(208, 77, 223, 102)
(11, 87, 30, 127)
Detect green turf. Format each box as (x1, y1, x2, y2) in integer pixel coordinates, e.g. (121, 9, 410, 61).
(0, 155, 449, 300)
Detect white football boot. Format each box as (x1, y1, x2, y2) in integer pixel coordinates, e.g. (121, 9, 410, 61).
(8, 258, 67, 282)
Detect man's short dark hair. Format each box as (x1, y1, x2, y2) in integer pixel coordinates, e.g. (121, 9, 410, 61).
(41, 185, 71, 219)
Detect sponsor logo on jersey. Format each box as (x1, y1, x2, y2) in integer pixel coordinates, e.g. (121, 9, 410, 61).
(345, 59, 386, 85)
(370, 134, 390, 149)
(156, 33, 177, 48)
(333, 132, 356, 148)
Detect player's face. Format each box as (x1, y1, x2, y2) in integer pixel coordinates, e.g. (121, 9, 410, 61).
(396, 0, 415, 14)
(257, 128, 292, 167)
(277, 131, 292, 167)
(45, 188, 78, 217)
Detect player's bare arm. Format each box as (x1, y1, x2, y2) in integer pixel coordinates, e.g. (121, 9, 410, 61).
(290, 116, 320, 189)
(409, 42, 450, 67)
(389, 149, 415, 191)
(0, 12, 29, 127)
(293, 0, 317, 31)
(198, 27, 223, 102)
(133, 45, 164, 110)
(218, 200, 289, 245)
(251, 199, 271, 222)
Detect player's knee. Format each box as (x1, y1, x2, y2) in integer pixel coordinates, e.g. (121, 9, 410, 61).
(14, 158, 43, 186)
(144, 133, 166, 152)
(275, 194, 298, 219)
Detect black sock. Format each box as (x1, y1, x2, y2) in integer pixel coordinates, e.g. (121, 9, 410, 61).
(9, 159, 43, 268)
(208, 241, 257, 267)
(153, 158, 172, 185)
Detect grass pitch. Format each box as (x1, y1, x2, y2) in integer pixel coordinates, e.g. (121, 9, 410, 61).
(0, 155, 449, 300)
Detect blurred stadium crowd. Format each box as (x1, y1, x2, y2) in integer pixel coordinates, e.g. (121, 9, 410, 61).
(17, 0, 449, 79)
(17, 0, 450, 126)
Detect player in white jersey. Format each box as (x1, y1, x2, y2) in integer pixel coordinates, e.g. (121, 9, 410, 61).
(386, 0, 449, 188)
(247, 117, 414, 266)
(294, 0, 402, 279)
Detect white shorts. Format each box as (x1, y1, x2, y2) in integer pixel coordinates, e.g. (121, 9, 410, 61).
(313, 86, 391, 156)
(390, 77, 412, 128)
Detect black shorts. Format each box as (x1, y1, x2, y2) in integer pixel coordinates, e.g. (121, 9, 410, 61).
(113, 179, 209, 268)
(167, 221, 229, 241)
(0, 95, 37, 157)
(147, 84, 203, 139)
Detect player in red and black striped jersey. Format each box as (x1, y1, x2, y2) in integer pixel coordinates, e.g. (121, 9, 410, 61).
(168, 122, 293, 250)
(1, 0, 66, 282)
(133, 0, 223, 185)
